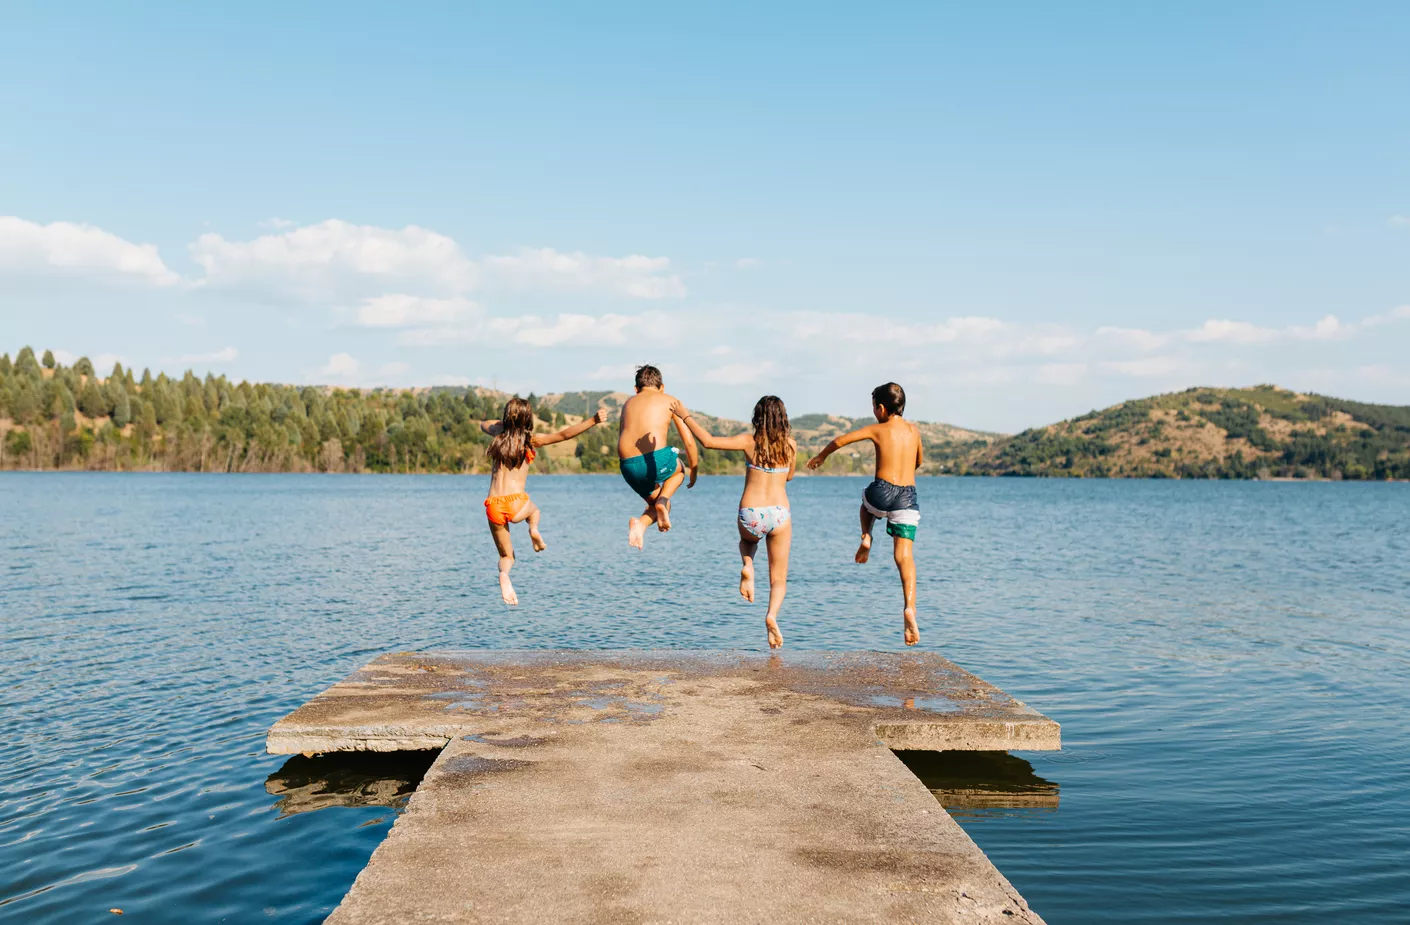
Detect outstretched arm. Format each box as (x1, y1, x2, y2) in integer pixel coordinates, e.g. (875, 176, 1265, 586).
(806, 425, 875, 470)
(668, 398, 752, 452)
(673, 414, 700, 488)
(480, 419, 503, 437)
(533, 408, 609, 447)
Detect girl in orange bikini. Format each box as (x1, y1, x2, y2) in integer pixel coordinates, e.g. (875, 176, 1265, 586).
(481, 397, 608, 604)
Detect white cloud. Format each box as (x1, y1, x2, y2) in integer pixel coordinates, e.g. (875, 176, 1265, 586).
(1288, 314, 1352, 341)
(431, 374, 473, 387)
(0, 216, 178, 287)
(583, 364, 640, 383)
(175, 347, 238, 365)
(1389, 215, 1410, 227)
(483, 248, 686, 299)
(1099, 357, 1186, 378)
(258, 217, 295, 230)
(703, 360, 777, 385)
(1094, 326, 1170, 352)
(1362, 305, 1410, 327)
(1033, 363, 1088, 385)
(396, 309, 680, 349)
(346, 294, 480, 328)
(189, 219, 478, 301)
(1184, 319, 1282, 345)
(318, 353, 361, 380)
(735, 257, 762, 269)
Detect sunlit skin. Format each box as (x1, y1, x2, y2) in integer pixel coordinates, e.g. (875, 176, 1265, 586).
(618, 384, 698, 548)
(807, 402, 923, 645)
(670, 397, 795, 649)
(481, 408, 609, 604)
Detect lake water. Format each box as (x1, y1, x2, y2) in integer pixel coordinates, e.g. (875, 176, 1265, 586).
(2, 473, 1407, 923)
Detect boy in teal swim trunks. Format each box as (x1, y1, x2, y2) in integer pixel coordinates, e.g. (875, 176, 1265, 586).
(807, 382, 923, 646)
(618, 365, 698, 548)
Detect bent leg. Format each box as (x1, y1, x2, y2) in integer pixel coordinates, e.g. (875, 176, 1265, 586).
(893, 535, 918, 645)
(513, 501, 546, 552)
(489, 521, 518, 605)
(736, 521, 759, 604)
(629, 501, 655, 549)
(652, 467, 686, 532)
(856, 503, 876, 564)
(763, 522, 792, 649)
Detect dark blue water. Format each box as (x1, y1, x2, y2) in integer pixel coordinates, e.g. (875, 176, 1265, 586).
(2, 474, 1407, 923)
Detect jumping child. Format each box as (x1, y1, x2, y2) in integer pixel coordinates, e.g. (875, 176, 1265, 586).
(617, 365, 698, 548)
(482, 398, 609, 604)
(807, 382, 923, 645)
(671, 395, 796, 649)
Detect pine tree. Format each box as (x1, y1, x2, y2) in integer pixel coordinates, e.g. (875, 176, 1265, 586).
(78, 378, 108, 417)
(74, 356, 95, 377)
(112, 388, 132, 428)
(42, 349, 55, 369)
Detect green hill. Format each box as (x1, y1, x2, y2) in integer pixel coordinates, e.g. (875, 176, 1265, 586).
(962, 385, 1410, 480)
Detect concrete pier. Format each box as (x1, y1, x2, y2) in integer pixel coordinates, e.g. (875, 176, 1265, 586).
(268, 650, 1060, 924)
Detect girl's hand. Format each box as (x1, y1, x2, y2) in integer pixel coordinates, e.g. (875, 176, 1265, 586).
(669, 398, 690, 418)
(592, 408, 609, 424)
(807, 454, 826, 470)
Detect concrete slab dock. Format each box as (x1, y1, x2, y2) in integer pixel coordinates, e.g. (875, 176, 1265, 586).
(268, 650, 1060, 924)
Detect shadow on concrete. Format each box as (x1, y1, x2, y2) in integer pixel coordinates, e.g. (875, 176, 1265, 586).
(894, 750, 1060, 818)
(265, 750, 440, 818)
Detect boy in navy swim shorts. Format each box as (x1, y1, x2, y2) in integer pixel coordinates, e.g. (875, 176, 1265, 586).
(807, 382, 923, 645)
(617, 365, 699, 549)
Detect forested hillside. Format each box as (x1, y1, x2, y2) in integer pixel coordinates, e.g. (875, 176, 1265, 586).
(0, 346, 986, 474)
(5, 347, 1404, 479)
(961, 385, 1410, 480)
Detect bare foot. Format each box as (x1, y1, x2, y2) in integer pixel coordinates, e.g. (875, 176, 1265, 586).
(739, 563, 755, 602)
(530, 528, 547, 552)
(499, 572, 519, 606)
(628, 517, 646, 549)
(765, 616, 783, 649)
(903, 606, 919, 646)
(855, 533, 871, 564)
(654, 498, 672, 532)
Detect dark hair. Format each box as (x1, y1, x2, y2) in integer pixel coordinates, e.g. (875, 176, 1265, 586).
(872, 382, 906, 416)
(751, 395, 793, 469)
(489, 397, 535, 469)
(634, 364, 663, 390)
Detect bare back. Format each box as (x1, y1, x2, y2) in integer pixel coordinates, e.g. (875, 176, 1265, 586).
(617, 389, 679, 459)
(868, 417, 922, 485)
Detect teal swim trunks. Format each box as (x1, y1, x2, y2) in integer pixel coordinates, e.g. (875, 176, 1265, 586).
(619, 446, 681, 500)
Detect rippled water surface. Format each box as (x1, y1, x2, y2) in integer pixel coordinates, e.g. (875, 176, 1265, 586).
(2, 474, 1407, 923)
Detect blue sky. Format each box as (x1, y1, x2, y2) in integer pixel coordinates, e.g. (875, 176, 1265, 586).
(2, 1, 1407, 431)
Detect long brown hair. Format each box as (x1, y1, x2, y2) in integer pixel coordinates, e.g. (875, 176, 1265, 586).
(751, 395, 793, 469)
(489, 397, 535, 469)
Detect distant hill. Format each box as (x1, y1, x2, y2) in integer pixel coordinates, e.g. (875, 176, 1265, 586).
(961, 385, 1410, 480)
(5, 346, 1404, 479)
(539, 391, 1001, 475)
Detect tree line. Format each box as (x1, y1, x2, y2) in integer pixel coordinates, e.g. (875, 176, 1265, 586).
(0, 346, 654, 473)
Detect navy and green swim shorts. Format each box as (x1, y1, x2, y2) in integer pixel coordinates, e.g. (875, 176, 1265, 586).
(619, 446, 681, 500)
(862, 477, 920, 540)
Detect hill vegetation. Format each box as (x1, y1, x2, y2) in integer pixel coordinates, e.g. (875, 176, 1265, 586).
(960, 385, 1410, 480)
(2, 347, 1405, 479)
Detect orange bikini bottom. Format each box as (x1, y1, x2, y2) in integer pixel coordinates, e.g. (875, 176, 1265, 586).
(484, 493, 529, 526)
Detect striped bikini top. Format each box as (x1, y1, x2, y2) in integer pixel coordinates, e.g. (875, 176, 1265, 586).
(747, 460, 788, 474)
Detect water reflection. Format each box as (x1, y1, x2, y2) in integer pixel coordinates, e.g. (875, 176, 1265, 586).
(895, 750, 1060, 818)
(265, 751, 439, 817)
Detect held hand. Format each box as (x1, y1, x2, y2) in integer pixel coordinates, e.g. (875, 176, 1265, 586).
(668, 398, 687, 418)
(807, 454, 825, 470)
(688, 465, 698, 489)
(593, 408, 609, 425)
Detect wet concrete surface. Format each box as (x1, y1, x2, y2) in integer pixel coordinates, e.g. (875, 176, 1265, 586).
(268, 651, 1059, 924)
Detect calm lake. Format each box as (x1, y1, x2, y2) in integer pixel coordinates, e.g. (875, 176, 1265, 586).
(2, 473, 1407, 923)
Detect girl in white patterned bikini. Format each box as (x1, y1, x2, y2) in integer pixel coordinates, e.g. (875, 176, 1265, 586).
(669, 395, 796, 649)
